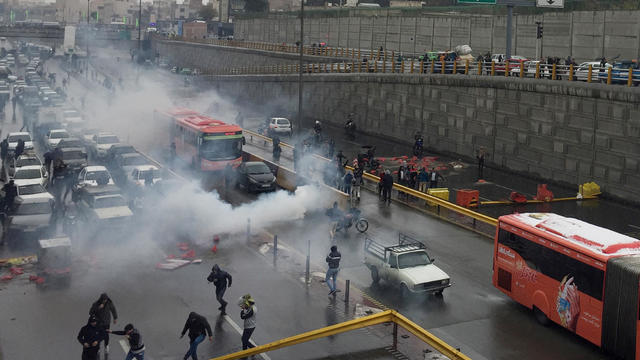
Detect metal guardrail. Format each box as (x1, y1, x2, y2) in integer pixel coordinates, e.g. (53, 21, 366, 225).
(211, 309, 471, 360)
(207, 59, 640, 86)
(243, 129, 497, 237)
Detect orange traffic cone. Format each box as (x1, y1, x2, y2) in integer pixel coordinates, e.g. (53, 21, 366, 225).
(211, 245, 218, 253)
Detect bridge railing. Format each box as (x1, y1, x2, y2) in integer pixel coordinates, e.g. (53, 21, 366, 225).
(199, 58, 640, 86)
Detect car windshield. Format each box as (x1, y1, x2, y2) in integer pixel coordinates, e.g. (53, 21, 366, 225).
(200, 138, 242, 161)
(14, 168, 41, 179)
(138, 169, 160, 180)
(50, 131, 68, 139)
(58, 140, 83, 148)
(16, 157, 40, 167)
(16, 201, 51, 215)
(246, 163, 271, 175)
(123, 156, 148, 166)
(94, 196, 127, 208)
(98, 136, 119, 144)
(63, 151, 86, 160)
(17, 184, 46, 195)
(113, 146, 136, 155)
(86, 171, 110, 181)
(397, 252, 432, 269)
(8, 134, 31, 142)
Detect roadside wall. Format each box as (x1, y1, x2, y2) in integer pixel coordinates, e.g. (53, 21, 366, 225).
(235, 10, 640, 62)
(154, 40, 345, 73)
(201, 73, 640, 202)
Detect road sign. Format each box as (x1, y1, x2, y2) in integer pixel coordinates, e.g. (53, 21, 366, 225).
(536, 0, 563, 8)
(458, 0, 497, 4)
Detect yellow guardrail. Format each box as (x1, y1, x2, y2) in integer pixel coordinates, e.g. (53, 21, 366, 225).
(211, 309, 471, 360)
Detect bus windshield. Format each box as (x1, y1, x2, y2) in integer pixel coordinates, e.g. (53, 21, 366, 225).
(200, 137, 242, 161)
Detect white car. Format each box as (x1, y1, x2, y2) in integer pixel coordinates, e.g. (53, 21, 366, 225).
(61, 109, 83, 127)
(16, 184, 54, 201)
(6, 132, 34, 153)
(91, 133, 120, 159)
(46, 129, 70, 150)
(12, 165, 47, 187)
(268, 117, 292, 137)
(128, 165, 162, 186)
(574, 61, 612, 81)
(77, 166, 115, 187)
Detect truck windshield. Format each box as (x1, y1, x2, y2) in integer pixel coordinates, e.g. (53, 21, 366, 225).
(200, 137, 242, 161)
(398, 252, 432, 269)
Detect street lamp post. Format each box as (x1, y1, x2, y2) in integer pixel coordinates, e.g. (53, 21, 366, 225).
(138, 0, 142, 51)
(297, 0, 304, 135)
(87, 0, 89, 24)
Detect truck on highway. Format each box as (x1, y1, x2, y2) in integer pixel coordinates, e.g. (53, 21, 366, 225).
(364, 234, 451, 297)
(63, 26, 76, 56)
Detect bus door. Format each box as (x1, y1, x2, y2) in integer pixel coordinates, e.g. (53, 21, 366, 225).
(602, 256, 640, 360)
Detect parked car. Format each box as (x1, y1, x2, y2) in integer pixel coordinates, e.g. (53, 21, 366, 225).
(15, 184, 53, 201)
(575, 61, 611, 81)
(6, 132, 34, 153)
(89, 133, 120, 160)
(236, 161, 276, 192)
(46, 129, 70, 150)
(12, 165, 47, 187)
(59, 148, 88, 172)
(76, 166, 115, 188)
(7, 154, 44, 179)
(55, 137, 84, 150)
(105, 144, 137, 166)
(2, 195, 54, 245)
(364, 234, 451, 297)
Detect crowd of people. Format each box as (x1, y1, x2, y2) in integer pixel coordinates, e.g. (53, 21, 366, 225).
(77, 263, 257, 360)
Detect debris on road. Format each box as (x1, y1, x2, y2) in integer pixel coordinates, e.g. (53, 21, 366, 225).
(9, 267, 24, 275)
(1, 274, 14, 281)
(0, 255, 38, 267)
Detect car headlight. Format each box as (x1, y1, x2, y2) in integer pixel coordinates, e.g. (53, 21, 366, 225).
(441, 279, 449, 285)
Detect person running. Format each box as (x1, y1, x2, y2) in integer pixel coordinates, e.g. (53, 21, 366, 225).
(207, 264, 232, 315)
(77, 316, 106, 360)
(108, 324, 145, 360)
(239, 294, 257, 350)
(325, 245, 341, 296)
(89, 293, 118, 355)
(180, 312, 213, 360)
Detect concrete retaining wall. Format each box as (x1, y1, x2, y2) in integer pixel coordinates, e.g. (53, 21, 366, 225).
(235, 10, 640, 62)
(202, 73, 640, 202)
(154, 40, 345, 73)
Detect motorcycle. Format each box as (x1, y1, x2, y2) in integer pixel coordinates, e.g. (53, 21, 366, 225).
(336, 208, 369, 233)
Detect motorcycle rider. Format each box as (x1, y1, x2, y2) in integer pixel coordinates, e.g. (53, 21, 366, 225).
(345, 113, 356, 139)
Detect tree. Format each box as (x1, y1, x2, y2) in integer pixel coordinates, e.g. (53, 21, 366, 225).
(198, 4, 217, 21)
(244, 0, 268, 13)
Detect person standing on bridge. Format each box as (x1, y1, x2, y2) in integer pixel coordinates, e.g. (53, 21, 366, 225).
(180, 311, 213, 360)
(476, 147, 486, 180)
(0, 138, 8, 164)
(325, 245, 341, 296)
(382, 169, 394, 204)
(207, 264, 232, 315)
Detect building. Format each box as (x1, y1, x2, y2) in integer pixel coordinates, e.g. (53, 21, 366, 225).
(182, 19, 206, 39)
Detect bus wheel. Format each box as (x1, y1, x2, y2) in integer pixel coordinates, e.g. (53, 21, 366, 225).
(533, 307, 550, 326)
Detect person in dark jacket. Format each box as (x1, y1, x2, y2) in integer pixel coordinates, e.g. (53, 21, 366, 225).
(382, 170, 394, 204)
(207, 264, 232, 315)
(14, 139, 24, 159)
(77, 316, 106, 360)
(109, 323, 145, 360)
(325, 245, 341, 295)
(0, 139, 8, 163)
(180, 312, 213, 360)
(2, 179, 17, 212)
(89, 293, 118, 354)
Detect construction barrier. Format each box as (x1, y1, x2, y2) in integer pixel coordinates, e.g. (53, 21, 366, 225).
(456, 189, 479, 208)
(427, 188, 450, 206)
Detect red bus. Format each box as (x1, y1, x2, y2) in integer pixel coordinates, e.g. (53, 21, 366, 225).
(156, 108, 243, 171)
(493, 213, 640, 359)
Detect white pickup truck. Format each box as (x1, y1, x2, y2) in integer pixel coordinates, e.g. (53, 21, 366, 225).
(364, 234, 451, 297)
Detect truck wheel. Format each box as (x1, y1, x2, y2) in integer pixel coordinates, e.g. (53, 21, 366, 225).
(401, 283, 411, 298)
(370, 267, 380, 284)
(534, 307, 550, 326)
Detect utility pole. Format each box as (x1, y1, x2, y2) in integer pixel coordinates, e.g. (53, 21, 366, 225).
(138, 0, 142, 51)
(297, 0, 304, 135)
(505, 4, 513, 60)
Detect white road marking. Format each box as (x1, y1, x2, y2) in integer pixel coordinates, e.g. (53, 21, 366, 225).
(223, 315, 271, 360)
(119, 338, 130, 353)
